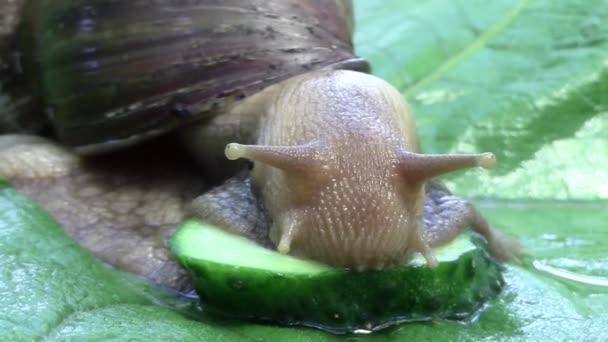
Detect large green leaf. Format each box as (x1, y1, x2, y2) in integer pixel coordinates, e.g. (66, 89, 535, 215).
(2, 0, 608, 340)
(356, 0, 608, 200)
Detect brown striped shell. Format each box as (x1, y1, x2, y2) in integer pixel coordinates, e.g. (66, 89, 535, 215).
(0, 0, 369, 153)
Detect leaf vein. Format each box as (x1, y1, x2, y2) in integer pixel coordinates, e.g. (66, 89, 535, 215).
(404, 0, 532, 96)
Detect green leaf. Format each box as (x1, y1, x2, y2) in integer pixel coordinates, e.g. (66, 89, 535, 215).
(2, 0, 608, 341)
(0, 182, 250, 341)
(355, 0, 608, 200)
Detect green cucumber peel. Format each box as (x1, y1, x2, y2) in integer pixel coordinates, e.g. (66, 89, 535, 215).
(170, 219, 505, 333)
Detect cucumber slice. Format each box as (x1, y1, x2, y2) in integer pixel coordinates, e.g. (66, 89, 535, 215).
(169, 220, 505, 333)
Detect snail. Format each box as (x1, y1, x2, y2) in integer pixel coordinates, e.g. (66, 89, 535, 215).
(0, 0, 519, 291)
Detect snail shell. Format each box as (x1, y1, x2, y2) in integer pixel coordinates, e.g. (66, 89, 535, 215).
(0, 0, 368, 153)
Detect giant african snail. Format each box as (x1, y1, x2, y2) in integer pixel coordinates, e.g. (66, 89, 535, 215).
(0, 0, 519, 288)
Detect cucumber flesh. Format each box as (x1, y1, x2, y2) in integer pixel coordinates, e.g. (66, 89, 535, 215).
(169, 220, 505, 333)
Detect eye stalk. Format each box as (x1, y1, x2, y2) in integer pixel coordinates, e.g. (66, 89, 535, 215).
(225, 141, 322, 172)
(398, 150, 496, 183)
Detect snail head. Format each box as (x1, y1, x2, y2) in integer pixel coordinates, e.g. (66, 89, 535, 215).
(224, 71, 496, 269)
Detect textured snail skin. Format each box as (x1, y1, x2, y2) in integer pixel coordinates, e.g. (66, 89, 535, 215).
(205, 70, 512, 269)
(247, 71, 422, 268)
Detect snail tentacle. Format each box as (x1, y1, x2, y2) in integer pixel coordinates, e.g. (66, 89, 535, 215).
(225, 141, 324, 173)
(275, 211, 302, 254)
(399, 151, 496, 184)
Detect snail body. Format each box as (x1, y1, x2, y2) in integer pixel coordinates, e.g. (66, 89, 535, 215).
(0, 0, 518, 288)
(189, 69, 512, 270)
